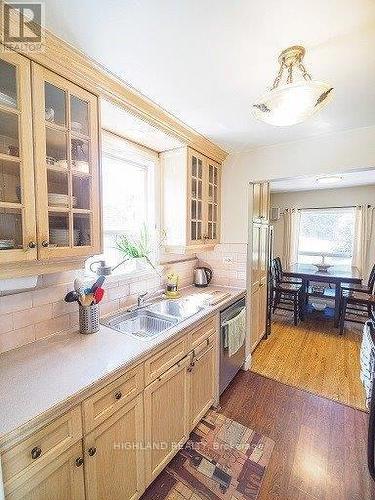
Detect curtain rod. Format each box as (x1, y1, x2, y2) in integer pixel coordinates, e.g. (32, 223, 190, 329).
(297, 205, 356, 210)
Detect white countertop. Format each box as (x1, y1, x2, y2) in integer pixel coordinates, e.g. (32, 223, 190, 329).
(0, 286, 245, 443)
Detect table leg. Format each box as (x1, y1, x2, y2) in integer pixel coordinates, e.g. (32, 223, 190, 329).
(334, 282, 340, 327)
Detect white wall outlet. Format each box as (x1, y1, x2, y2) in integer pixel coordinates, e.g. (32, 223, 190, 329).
(223, 256, 233, 264)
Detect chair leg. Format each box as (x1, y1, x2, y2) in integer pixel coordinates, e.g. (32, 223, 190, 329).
(294, 295, 298, 326)
(339, 298, 347, 334)
(298, 290, 304, 321)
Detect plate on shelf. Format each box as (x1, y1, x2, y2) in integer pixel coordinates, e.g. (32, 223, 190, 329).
(0, 239, 15, 249)
(72, 161, 90, 174)
(71, 121, 83, 132)
(48, 194, 77, 207)
(0, 92, 16, 108)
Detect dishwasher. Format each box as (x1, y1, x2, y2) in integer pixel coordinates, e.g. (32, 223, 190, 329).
(219, 296, 246, 394)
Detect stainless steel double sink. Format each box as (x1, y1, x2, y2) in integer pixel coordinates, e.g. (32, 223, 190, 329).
(102, 297, 206, 339)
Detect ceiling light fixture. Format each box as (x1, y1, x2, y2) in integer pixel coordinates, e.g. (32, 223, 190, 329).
(252, 46, 333, 127)
(316, 175, 343, 185)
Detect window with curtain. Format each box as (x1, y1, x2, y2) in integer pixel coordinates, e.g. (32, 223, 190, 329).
(297, 207, 355, 266)
(90, 132, 157, 270)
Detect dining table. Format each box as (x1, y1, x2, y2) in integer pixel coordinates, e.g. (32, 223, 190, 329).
(284, 263, 362, 327)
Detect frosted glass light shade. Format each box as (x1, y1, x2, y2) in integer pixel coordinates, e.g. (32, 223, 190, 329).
(252, 81, 333, 126)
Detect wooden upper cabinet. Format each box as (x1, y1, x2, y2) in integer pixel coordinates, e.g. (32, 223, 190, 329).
(252, 182, 269, 223)
(32, 64, 101, 259)
(204, 157, 220, 245)
(161, 147, 221, 253)
(0, 51, 37, 264)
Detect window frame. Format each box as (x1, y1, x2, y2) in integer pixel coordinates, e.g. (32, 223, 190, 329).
(297, 206, 355, 266)
(95, 130, 161, 276)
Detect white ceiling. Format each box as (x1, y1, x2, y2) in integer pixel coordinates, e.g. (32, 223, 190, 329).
(270, 168, 375, 192)
(43, 0, 375, 152)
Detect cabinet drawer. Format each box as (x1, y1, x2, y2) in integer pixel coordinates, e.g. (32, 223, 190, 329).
(144, 336, 188, 386)
(2, 406, 82, 488)
(83, 364, 144, 433)
(192, 332, 216, 359)
(191, 317, 216, 349)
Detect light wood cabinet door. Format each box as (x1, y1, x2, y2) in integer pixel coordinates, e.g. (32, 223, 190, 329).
(144, 355, 190, 486)
(190, 340, 216, 428)
(260, 182, 270, 222)
(250, 287, 260, 352)
(259, 224, 269, 280)
(84, 394, 144, 500)
(251, 224, 260, 293)
(5, 441, 85, 500)
(258, 275, 268, 341)
(187, 149, 205, 246)
(204, 158, 220, 245)
(32, 63, 101, 260)
(0, 51, 37, 265)
(252, 183, 262, 222)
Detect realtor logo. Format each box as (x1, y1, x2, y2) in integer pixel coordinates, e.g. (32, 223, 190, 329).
(1, 2, 45, 52)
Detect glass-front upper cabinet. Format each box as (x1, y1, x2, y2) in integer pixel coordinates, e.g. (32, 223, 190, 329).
(0, 52, 37, 264)
(205, 158, 220, 245)
(32, 64, 100, 259)
(188, 149, 205, 245)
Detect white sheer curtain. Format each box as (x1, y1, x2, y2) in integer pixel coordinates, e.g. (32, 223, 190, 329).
(352, 204, 374, 278)
(282, 208, 301, 268)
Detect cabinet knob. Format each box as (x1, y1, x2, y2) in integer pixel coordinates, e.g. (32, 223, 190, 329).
(31, 446, 42, 459)
(41, 240, 49, 248)
(75, 457, 84, 467)
(114, 391, 122, 400)
(28, 241, 36, 249)
(88, 447, 97, 457)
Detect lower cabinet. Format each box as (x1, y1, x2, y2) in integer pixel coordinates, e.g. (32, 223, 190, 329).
(6, 441, 85, 500)
(3, 324, 219, 500)
(144, 355, 190, 486)
(190, 337, 216, 428)
(83, 394, 144, 500)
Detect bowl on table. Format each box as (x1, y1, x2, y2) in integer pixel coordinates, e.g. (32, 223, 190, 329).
(313, 263, 332, 272)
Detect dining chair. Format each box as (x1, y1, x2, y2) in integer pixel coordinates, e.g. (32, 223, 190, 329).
(341, 263, 375, 294)
(274, 256, 302, 284)
(339, 270, 375, 333)
(271, 259, 304, 326)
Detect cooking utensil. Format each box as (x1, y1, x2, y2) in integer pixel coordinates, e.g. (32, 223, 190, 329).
(93, 287, 104, 304)
(64, 290, 79, 303)
(91, 275, 105, 293)
(74, 277, 85, 294)
(81, 293, 94, 307)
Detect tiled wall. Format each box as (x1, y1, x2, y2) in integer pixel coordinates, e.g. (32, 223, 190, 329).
(0, 258, 197, 354)
(197, 243, 248, 288)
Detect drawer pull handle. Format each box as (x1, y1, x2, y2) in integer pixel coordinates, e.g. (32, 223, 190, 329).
(41, 240, 49, 248)
(75, 457, 84, 467)
(31, 446, 42, 460)
(88, 447, 97, 456)
(115, 391, 122, 400)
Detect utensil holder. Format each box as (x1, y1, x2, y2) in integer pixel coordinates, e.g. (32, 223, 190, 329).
(79, 303, 100, 334)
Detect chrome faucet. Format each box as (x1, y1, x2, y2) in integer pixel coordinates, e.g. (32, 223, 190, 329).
(137, 291, 149, 307)
(136, 288, 164, 308)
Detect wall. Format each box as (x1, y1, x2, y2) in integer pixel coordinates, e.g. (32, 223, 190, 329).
(271, 185, 375, 272)
(196, 243, 247, 288)
(221, 125, 375, 244)
(0, 258, 196, 354)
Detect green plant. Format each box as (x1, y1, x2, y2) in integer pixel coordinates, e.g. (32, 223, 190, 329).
(115, 225, 166, 271)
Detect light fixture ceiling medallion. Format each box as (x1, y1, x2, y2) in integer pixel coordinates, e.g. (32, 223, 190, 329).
(252, 45, 333, 126)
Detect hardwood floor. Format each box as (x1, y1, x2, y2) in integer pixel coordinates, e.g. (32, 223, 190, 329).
(251, 314, 366, 411)
(220, 371, 375, 500)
